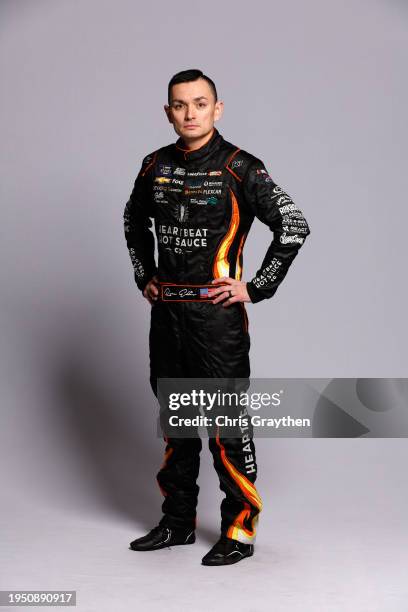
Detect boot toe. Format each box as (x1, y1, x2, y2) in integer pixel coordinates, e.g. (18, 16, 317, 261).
(201, 537, 254, 566)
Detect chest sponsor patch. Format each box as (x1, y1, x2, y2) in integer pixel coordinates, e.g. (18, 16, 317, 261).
(203, 180, 223, 187)
(158, 164, 172, 175)
(158, 224, 209, 250)
(190, 198, 208, 206)
(184, 178, 203, 188)
(173, 167, 186, 176)
(185, 188, 222, 196)
(154, 192, 168, 203)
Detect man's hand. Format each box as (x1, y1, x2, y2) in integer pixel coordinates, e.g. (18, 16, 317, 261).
(209, 277, 252, 307)
(143, 275, 159, 305)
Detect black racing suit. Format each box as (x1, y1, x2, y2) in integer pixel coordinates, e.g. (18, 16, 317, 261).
(123, 127, 310, 543)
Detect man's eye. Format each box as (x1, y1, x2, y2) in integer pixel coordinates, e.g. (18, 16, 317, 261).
(198, 103, 207, 108)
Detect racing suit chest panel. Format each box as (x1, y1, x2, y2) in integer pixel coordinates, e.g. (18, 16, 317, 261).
(150, 162, 231, 229)
(150, 151, 247, 284)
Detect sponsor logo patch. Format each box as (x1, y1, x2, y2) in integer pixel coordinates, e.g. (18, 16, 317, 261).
(190, 198, 208, 205)
(203, 180, 223, 187)
(231, 160, 243, 169)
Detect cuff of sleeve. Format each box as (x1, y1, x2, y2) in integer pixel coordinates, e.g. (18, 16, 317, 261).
(246, 282, 265, 304)
(135, 268, 158, 293)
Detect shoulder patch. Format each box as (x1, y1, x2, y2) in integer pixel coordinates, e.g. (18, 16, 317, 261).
(224, 148, 258, 182)
(140, 150, 158, 176)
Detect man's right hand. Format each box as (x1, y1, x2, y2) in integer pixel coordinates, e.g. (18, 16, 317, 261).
(143, 275, 159, 305)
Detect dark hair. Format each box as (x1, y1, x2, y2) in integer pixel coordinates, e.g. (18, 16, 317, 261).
(168, 69, 218, 104)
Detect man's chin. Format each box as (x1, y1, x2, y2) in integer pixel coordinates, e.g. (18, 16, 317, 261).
(181, 127, 202, 138)
(180, 126, 213, 144)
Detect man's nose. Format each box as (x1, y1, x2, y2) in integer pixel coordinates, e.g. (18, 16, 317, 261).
(185, 104, 196, 120)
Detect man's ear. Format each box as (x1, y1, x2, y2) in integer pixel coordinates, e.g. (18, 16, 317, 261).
(164, 105, 173, 124)
(214, 101, 224, 122)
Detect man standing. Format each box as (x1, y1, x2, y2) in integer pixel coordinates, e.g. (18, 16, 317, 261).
(123, 69, 310, 566)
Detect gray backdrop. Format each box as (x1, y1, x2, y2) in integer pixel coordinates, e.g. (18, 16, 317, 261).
(1, 1, 407, 611)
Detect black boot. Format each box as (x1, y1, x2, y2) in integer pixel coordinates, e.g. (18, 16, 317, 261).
(201, 535, 254, 566)
(129, 523, 195, 551)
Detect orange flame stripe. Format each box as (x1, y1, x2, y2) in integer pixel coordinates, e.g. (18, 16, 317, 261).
(215, 432, 263, 510)
(235, 232, 247, 280)
(227, 504, 260, 541)
(215, 429, 262, 541)
(212, 188, 240, 278)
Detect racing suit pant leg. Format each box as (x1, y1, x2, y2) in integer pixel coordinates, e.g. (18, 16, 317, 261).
(156, 435, 202, 530)
(208, 430, 263, 544)
(150, 301, 202, 530)
(192, 302, 262, 544)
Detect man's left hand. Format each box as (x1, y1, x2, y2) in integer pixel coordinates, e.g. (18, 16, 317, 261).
(209, 277, 251, 307)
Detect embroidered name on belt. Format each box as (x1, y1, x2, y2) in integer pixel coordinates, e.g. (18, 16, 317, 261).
(160, 284, 212, 302)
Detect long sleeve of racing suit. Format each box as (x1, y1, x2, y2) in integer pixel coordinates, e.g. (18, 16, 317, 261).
(243, 159, 311, 304)
(123, 156, 158, 293)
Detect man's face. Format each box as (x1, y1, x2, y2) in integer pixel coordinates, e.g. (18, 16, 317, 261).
(164, 78, 223, 142)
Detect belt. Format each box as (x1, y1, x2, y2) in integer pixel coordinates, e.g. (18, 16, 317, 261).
(159, 283, 213, 302)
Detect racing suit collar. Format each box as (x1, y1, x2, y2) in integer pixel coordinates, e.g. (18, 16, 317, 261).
(174, 127, 223, 164)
